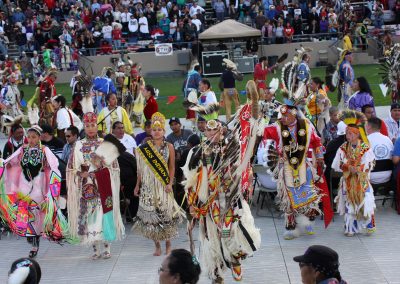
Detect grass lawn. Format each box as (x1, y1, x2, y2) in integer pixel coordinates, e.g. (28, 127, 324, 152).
(20, 64, 388, 119)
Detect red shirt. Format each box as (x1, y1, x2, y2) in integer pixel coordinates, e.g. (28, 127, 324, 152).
(254, 63, 270, 90)
(144, 96, 158, 120)
(380, 119, 389, 136)
(112, 29, 122, 40)
(284, 27, 294, 37)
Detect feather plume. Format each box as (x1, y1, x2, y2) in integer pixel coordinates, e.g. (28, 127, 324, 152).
(325, 64, 337, 91)
(27, 105, 39, 126)
(277, 53, 288, 63)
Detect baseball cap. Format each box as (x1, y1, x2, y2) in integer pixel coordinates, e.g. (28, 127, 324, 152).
(391, 103, 400, 111)
(293, 245, 339, 270)
(337, 121, 347, 135)
(169, 117, 181, 125)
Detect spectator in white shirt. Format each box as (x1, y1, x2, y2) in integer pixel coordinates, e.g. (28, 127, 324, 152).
(113, 7, 122, 22)
(198, 79, 217, 106)
(191, 14, 202, 32)
(367, 117, 393, 184)
(112, 121, 137, 155)
(52, 95, 83, 142)
(384, 103, 400, 143)
(139, 13, 150, 39)
(102, 21, 113, 44)
(190, 2, 205, 17)
(121, 7, 133, 32)
(128, 14, 139, 42)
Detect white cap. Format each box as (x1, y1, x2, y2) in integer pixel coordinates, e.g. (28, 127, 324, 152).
(337, 121, 347, 135)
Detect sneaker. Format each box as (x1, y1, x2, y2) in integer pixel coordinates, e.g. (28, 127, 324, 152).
(305, 225, 315, 235)
(283, 230, 297, 240)
(91, 254, 101, 260)
(344, 232, 355, 237)
(102, 252, 111, 259)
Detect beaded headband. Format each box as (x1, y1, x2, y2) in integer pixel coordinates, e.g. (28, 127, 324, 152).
(28, 125, 42, 135)
(151, 112, 166, 129)
(83, 112, 97, 124)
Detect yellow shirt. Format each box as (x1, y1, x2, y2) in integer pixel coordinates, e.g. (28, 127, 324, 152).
(343, 35, 352, 51)
(308, 89, 328, 116)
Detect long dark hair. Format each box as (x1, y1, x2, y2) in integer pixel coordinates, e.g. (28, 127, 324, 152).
(54, 95, 66, 108)
(356, 76, 373, 96)
(144, 84, 155, 97)
(312, 77, 324, 88)
(168, 249, 201, 284)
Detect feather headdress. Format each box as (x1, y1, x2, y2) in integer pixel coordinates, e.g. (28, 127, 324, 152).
(340, 110, 368, 144)
(281, 46, 312, 105)
(380, 43, 400, 92)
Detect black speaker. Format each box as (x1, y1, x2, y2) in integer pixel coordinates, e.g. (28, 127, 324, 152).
(234, 57, 255, 73)
(202, 51, 229, 75)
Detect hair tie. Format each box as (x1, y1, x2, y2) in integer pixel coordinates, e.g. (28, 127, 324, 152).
(192, 255, 200, 266)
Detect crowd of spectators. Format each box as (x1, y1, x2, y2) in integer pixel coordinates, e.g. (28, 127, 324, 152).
(0, 0, 396, 71)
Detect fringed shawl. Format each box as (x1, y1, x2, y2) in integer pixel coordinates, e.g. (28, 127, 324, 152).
(66, 139, 125, 244)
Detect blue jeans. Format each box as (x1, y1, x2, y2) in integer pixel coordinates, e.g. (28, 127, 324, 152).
(18, 44, 26, 55)
(216, 11, 224, 22)
(114, 39, 121, 49)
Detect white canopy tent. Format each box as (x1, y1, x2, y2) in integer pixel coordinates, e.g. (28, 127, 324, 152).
(199, 19, 261, 40)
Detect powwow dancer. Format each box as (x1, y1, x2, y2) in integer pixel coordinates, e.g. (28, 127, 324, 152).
(67, 112, 124, 259)
(92, 67, 117, 113)
(262, 58, 333, 239)
(0, 125, 70, 258)
(380, 43, 400, 103)
(334, 49, 354, 108)
(182, 81, 261, 283)
(0, 72, 23, 119)
(134, 112, 183, 256)
(37, 68, 58, 125)
(332, 110, 376, 236)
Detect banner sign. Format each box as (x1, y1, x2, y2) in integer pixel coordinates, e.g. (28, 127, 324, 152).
(155, 43, 173, 56)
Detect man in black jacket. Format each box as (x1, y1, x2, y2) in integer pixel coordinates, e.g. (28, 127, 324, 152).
(116, 141, 138, 223)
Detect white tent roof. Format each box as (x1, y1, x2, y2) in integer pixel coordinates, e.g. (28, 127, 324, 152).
(199, 19, 261, 40)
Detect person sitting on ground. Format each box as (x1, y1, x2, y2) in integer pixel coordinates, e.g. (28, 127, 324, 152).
(293, 245, 347, 284)
(159, 249, 201, 284)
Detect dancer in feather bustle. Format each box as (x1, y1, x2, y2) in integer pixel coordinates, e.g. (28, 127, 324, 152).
(182, 81, 261, 283)
(332, 110, 376, 236)
(380, 43, 400, 103)
(0, 125, 69, 258)
(262, 104, 332, 240)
